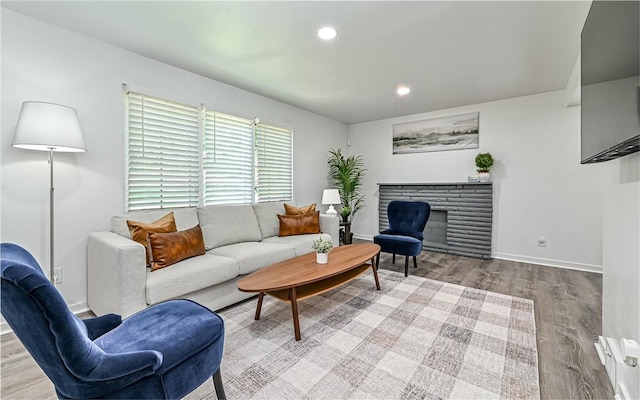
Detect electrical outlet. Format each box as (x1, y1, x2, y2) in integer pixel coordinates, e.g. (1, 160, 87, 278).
(537, 236, 547, 247)
(54, 267, 62, 284)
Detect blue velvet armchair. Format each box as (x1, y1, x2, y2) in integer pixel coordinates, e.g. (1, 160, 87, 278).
(373, 201, 431, 277)
(0, 243, 226, 399)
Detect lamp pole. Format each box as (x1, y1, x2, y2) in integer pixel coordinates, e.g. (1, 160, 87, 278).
(48, 148, 55, 283)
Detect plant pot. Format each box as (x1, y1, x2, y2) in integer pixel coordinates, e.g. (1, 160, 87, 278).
(478, 172, 491, 182)
(316, 252, 328, 264)
(341, 214, 349, 224)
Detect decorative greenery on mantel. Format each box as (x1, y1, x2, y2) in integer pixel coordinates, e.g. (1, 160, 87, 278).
(475, 153, 494, 172)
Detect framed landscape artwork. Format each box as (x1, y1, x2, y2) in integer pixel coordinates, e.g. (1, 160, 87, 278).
(392, 112, 479, 154)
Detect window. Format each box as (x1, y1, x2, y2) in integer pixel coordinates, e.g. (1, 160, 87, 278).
(202, 110, 254, 205)
(255, 123, 293, 202)
(126, 93, 200, 211)
(125, 89, 293, 211)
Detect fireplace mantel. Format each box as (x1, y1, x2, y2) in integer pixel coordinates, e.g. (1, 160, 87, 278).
(377, 182, 492, 186)
(378, 182, 493, 259)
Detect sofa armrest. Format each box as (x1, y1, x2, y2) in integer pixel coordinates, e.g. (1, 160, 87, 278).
(87, 232, 148, 318)
(319, 214, 340, 244)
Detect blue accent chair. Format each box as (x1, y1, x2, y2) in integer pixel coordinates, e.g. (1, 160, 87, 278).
(373, 201, 431, 277)
(0, 243, 226, 400)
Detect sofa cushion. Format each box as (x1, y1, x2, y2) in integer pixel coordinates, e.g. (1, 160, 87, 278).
(148, 225, 206, 271)
(252, 201, 286, 239)
(209, 242, 296, 275)
(284, 203, 316, 215)
(127, 212, 177, 266)
(278, 212, 321, 237)
(146, 253, 239, 305)
(197, 205, 262, 250)
(112, 208, 199, 238)
(262, 233, 333, 256)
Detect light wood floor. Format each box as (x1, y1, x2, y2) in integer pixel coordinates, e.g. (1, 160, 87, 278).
(1, 248, 614, 399)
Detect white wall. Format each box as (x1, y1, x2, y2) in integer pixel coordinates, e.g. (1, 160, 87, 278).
(348, 90, 608, 271)
(601, 153, 640, 396)
(0, 10, 347, 310)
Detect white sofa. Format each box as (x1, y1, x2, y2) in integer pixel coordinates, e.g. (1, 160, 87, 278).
(87, 201, 339, 317)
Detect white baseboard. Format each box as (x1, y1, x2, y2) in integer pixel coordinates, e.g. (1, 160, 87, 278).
(492, 252, 602, 274)
(352, 233, 602, 274)
(1, 302, 90, 335)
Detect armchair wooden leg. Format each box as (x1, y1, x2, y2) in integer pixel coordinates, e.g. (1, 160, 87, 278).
(376, 253, 380, 270)
(392, 253, 396, 264)
(213, 368, 226, 400)
(404, 256, 409, 277)
(413, 256, 418, 269)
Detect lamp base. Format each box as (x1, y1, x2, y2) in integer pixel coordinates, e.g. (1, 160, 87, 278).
(326, 205, 337, 216)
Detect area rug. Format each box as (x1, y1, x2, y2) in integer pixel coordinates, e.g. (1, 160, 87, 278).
(197, 269, 539, 399)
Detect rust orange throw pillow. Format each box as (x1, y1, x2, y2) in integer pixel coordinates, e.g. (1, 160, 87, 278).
(284, 203, 317, 215)
(278, 211, 321, 237)
(127, 212, 177, 266)
(148, 225, 206, 271)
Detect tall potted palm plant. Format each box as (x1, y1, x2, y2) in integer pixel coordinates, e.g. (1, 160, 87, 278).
(327, 148, 366, 223)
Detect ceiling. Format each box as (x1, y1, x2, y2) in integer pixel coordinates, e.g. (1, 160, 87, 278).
(2, 1, 591, 124)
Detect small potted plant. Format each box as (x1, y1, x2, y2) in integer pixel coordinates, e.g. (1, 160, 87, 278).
(339, 206, 351, 223)
(312, 237, 333, 264)
(475, 152, 494, 182)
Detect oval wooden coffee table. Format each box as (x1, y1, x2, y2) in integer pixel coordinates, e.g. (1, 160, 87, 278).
(238, 243, 381, 341)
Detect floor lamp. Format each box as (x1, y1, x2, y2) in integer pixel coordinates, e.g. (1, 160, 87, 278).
(11, 101, 86, 284)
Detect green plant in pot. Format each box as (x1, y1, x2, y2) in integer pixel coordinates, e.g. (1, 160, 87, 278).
(312, 237, 333, 264)
(327, 148, 366, 223)
(339, 206, 351, 223)
(475, 152, 494, 182)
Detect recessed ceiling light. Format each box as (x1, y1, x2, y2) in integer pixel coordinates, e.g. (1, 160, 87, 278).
(397, 86, 411, 96)
(317, 26, 337, 40)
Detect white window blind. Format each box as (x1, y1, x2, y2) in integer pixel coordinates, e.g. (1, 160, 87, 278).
(203, 111, 254, 205)
(126, 92, 200, 211)
(255, 123, 293, 202)
(125, 88, 294, 211)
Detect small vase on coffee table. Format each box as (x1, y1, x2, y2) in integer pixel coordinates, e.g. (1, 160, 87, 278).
(316, 253, 328, 264)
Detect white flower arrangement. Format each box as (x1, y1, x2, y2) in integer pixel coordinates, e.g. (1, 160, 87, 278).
(312, 237, 333, 254)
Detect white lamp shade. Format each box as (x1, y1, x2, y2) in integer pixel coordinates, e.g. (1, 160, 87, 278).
(322, 189, 341, 205)
(12, 102, 86, 152)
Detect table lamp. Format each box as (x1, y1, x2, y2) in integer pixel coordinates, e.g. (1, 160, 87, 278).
(322, 189, 341, 216)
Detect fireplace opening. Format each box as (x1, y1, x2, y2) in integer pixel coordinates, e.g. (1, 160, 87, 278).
(424, 210, 447, 246)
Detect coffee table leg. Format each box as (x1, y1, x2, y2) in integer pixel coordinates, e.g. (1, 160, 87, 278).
(290, 288, 301, 341)
(255, 292, 264, 320)
(370, 256, 381, 290)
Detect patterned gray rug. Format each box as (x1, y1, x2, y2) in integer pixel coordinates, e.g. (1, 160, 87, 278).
(195, 269, 539, 399)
